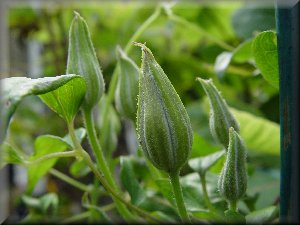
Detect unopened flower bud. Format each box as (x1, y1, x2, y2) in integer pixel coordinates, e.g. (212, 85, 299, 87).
(135, 43, 193, 174)
(197, 78, 239, 147)
(67, 12, 105, 111)
(218, 127, 247, 202)
(114, 46, 139, 121)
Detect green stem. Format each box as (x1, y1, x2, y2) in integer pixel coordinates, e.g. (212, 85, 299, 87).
(229, 200, 237, 212)
(80, 147, 161, 224)
(199, 174, 214, 212)
(24, 151, 76, 165)
(101, 5, 162, 139)
(169, 171, 191, 223)
(168, 14, 235, 51)
(124, 5, 162, 53)
(69, 117, 136, 222)
(62, 211, 91, 224)
(68, 120, 162, 223)
(49, 168, 91, 193)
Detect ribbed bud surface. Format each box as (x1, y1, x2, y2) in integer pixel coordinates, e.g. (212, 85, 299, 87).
(218, 127, 247, 202)
(114, 46, 139, 121)
(197, 78, 239, 148)
(67, 12, 105, 111)
(136, 43, 193, 173)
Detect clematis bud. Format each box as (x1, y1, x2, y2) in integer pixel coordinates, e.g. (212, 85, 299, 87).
(67, 12, 105, 111)
(114, 46, 139, 121)
(135, 43, 193, 174)
(218, 127, 247, 203)
(197, 78, 239, 148)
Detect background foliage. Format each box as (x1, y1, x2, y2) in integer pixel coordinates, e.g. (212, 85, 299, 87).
(4, 1, 279, 223)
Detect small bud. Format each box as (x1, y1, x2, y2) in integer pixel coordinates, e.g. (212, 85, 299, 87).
(67, 12, 105, 111)
(135, 43, 193, 174)
(197, 78, 239, 147)
(218, 127, 247, 202)
(114, 46, 139, 121)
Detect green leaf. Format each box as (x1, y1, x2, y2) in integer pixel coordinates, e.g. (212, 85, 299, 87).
(22, 193, 59, 215)
(62, 128, 86, 148)
(245, 205, 278, 224)
(214, 39, 254, 79)
(232, 39, 254, 63)
(27, 135, 70, 193)
(188, 150, 225, 176)
(39, 193, 59, 215)
(247, 169, 279, 209)
(252, 31, 279, 88)
(191, 133, 220, 158)
(214, 51, 233, 79)
(0, 143, 25, 168)
(230, 107, 279, 155)
(120, 156, 146, 206)
(155, 178, 176, 206)
(39, 76, 86, 124)
(202, 98, 280, 155)
(70, 159, 91, 178)
(0, 75, 83, 143)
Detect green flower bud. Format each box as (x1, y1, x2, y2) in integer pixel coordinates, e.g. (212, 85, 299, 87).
(67, 12, 105, 111)
(114, 46, 139, 121)
(135, 43, 193, 174)
(218, 127, 247, 203)
(197, 78, 239, 147)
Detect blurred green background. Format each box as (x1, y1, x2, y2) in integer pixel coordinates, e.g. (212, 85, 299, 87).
(5, 0, 279, 222)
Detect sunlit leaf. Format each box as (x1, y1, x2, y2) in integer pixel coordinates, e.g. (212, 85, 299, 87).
(202, 98, 280, 155)
(0, 75, 83, 143)
(39, 76, 86, 123)
(252, 31, 279, 88)
(214, 39, 254, 78)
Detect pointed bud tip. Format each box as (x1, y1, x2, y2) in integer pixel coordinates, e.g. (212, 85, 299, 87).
(196, 77, 212, 84)
(116, 45, 126, 59)
(73, 11, 81, 18)
(132, 42, 151, 55)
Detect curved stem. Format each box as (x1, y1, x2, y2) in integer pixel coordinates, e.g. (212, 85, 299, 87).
(169, 171, 191, 223)
(101, 5, 162, 138)
(79, 148, 161, 224)
(68, 117, 136, 222)
(62, 211, 91, 224)
(199, 174, 214, 211)
(168, 14, 235, 51)
(68, 120, 162, 223)
(49, 168, 91, 193)
(24, 151, 76, 165)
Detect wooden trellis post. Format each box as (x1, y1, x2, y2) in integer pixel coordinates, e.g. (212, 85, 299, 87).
(276, 0, 299, 223)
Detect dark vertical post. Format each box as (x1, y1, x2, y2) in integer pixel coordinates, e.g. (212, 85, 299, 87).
(276, 0, 300, 223)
